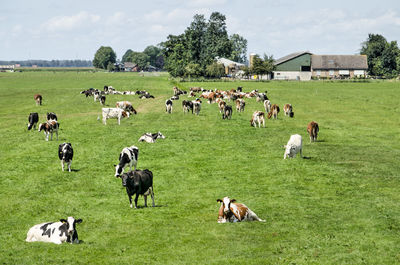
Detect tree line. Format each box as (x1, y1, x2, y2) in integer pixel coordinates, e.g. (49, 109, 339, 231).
(0, 60, 92, 67)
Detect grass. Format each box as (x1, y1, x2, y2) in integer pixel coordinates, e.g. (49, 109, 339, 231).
(0, 72, 399, 264)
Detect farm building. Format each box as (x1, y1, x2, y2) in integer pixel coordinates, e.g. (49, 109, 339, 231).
(216, 57, 245, 76)
(0, 65, 15, 72)
(123, 62, 139, 72)
(311, 55, 368, 78)
(273, 51, 312, 81)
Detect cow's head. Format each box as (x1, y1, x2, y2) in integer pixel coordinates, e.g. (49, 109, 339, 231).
(217, 197, 236, 214)
(122, 111, 130, 118)
(157, 132, 165, 139)
(117, 173, 130, 187)
(60, 217, 82, 235)
(38, 123, 46, 132)
(114, 164, 124, 177)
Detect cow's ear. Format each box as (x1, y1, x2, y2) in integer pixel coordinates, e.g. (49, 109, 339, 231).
(60, 219, 67, 223)
(230, 199, 237, 203)
(75, 219, 83, 224)
(217, 199, 222, 203)
(113, 164, 117, 167)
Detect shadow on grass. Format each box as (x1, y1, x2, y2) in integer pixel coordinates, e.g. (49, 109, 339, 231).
(134, 204, 168, 209)
(302, 156, 312, 159)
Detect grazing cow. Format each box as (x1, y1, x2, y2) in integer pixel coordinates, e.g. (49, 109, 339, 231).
(235, 99, 245, 112)
(263, 100, 271, 113)
(47, 112, 57, 121)
(182, 100, 193, 114)
(192, 100, 202, 115)
(100, 95, 106, 105)
(34, 94, 42, 106)
(38, 121, 59, 141)
(165, 99, 173, 114)
(284, 134, 303, 159)
(27, 113, 39, 130)
(218, 100, 227, 113)
(267, 104, 280, 119)
(117, 169, 155, 209)
(217, 197, 265, 223)
(93, 91, 100, 102)
(283, 104, 294, 117)
(26, 217, 82, 244)
(58, 143, 73, 172)
(116, 101, 137, 115)
(237, 86, 243, 92)
(101, 108, 130, 125)
(307, 121, 319, 143)
(114, 145, 139, 177)
(256, 93, 268, 102)
(250, 111, 265, 128)
(138, 132, 165, 143)
(222, 105, 233, 120)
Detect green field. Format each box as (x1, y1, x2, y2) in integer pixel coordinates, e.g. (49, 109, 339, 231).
(0, 72, 399, 264)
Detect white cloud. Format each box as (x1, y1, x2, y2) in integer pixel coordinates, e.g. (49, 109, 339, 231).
(185, 0, 227, 7)
(42, 11, 100, 32)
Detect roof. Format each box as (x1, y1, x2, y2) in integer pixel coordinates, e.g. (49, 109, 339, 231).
(274, 51, 312, 65)
(124, 62, 137, 68)
(311, 55, 368, 70)
(216, 57, 245, 67)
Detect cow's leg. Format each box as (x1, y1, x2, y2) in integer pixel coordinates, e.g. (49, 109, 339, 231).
(134, 193, 140, 209)
(45, 132, 49, 141)
(118, 117, 120, 125)
(103, 116, 107, 125)
(144, 195, 148, 207)
(61, 160, 64, 171)
(150, 188, 155, 207)
(128, 195, 133, 208)
(68, 161, 71, 172)
(55, 130, 58, 140)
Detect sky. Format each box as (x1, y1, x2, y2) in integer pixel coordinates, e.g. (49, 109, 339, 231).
(1, 0, 399, 61)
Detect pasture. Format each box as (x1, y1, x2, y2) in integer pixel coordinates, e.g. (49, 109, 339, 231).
(0, 72, 399, 264)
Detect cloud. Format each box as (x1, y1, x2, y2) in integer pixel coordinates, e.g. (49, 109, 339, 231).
(185, 0, 227, 7)
(42, 11, 100, 32)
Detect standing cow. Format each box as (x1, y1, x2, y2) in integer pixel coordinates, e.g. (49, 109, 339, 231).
(165, 99, 173, 114)
(307, 121, 319, 143)
(58, 143, 74, 172)
(27, 113, 39, 130)
(114, 145, 139, 177)
(117, 169, 155, 209)
(34, 94, 42, 106)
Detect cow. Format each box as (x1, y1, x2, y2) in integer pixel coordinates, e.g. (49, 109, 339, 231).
(47, 112, 57, 121)
(114, 145, 139, 177)
(267, 104, 280, 119)
(284, 134, 303, 159)
(27, 113, 39, 130)
(307, 121, 319, 143)
(80, 88, 95, 97)
(165, 99, 173, 114)
(188, 91, 197, 98)
(250, 111, 265, 128)
(192, 100, 202, 115)
(34, 94, 42, 106)
(256, 93, 268, 102)
(218, 100, 227, 114)
(38, 120, 59, 141)
(263, 100, 271, 113)
(100, 95, 106, 105)
(26, 217, 82, 244)
(182, 100, 193, 114)
(139, 92, 155, 99)
(138, 132, 165, 143)
(115, 101, 137, 115)
(101, 108, 130, 125)
(190, 87, 202, 92)
(58, 143, 73, 172)
(135, 90, 147, 95)
(235, 99, 245, 112)
(117, 169, 155, 209)
(222, 105, 232, 120)
(217, 197, 265, 223)
(283, 104, 294, 117)
(93, 91, 100, 102)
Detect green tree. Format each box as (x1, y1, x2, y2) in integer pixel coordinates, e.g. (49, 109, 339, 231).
(184, 14, 207, 68)
(360, 34, 387, 75)
(127, 52, 150, 70)
(143, 45, 162, 67)
(93, 46, 117, 69)
(107, 62, 115, 72)
(161, 34, 188, 77)
(205, 62, 225, 78)
(229, 34, 248, 64)
(185, 63, 202, 80)
(121, 49, 133, 63)
(250, 54, 275, 79)
(381, 41, 400, 77)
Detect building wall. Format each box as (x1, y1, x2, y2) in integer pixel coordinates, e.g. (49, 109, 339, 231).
(312, 69, 367, 78)
(275, 54, 311, 71)
(273, 71, 312, 81)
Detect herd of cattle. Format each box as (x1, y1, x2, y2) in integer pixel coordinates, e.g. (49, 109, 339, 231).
(25, 84, 320, 244)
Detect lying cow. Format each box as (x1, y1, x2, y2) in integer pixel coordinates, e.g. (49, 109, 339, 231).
(117, 169, 155, 209)
(138, 132, 165, 143)
(284, 134, 303, 159)
(114, 145, 139, 177)
(101, 108, 130, 125)
(116, 101, 137, 115)
(26, 217, 82, 244)
(250, 111, 265, 128)
(165, 99, 173, 114)
(307, 121, 319, 143)
(283, 104, 294, 118)
(27, 112, 39, 130)
(217, 197, 265, 223)
(38, 120, 59, 141)
(58, 143, 73, 172)
(34, 94, 42, 106)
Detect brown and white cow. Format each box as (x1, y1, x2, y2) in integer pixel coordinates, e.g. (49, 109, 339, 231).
(283, 104, 294, 117)
(38, 120, 59, 141)
(34, 94, 42, 106)
(267, 104, 280, 119)
(307, 121, 319, 143)
(116, 101, 137, 115)
(217, 197, 265, 223)
(263, 100, 271, 113)
(218, 100, 226, 114)
(250, 111, 265, 128)
(235, 99, 245, 112)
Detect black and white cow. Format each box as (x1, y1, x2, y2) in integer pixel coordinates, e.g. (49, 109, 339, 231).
(26, 217, 83, 244)
(138, 132, 165, 143)
(100, 95, 106, 105)
(182, 100, 193, 114)
(114, 145, 139, 177)
(58, 143, 74, 172)
(117, 169, 155, 209)
(27, 113, 39, 130)
(222, 105, 233, 120)
(47, 112, 57, 121)
(165, 99, 173, 114)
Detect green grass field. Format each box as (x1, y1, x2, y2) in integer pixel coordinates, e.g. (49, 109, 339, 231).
(0, 72, 399, 264)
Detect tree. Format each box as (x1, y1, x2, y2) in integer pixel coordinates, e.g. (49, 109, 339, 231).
(250, 54, 275, 79)
(185, 63, 202, 80)
(143, 45, 162, 67)
(205, 62, 225, 78)
(229, 34, 248, 64)
(121, 49, 133, 63)
(381, 41, 400, 77)
(185, 14, 207, 68)
(128, 52, 150, 70)
(360, 34, 387, 76)
(161, 34, 188, 77)
(93, 46, 116, 69)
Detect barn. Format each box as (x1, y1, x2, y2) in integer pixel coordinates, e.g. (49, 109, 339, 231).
(311, 55, 368, 79)
(273, 51, 312, 81)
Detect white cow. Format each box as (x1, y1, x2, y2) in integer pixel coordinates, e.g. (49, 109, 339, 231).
(102, 108, 130, 125)
(26, 217, 82, 244)
(284, 134, 303, 159)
